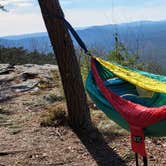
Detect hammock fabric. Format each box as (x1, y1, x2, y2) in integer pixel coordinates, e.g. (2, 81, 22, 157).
(86, 56, 166, 156)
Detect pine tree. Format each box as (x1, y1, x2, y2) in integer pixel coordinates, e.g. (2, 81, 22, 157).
(108, 33, 141, 68)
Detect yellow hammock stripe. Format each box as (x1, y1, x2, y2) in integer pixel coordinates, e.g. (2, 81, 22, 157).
(95, 57, 166, 93)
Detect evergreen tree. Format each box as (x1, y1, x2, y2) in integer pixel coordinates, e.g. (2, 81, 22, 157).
(107, 33, 163, 74)
(0, 46, 56, 65)
(108, 33, 143, 69)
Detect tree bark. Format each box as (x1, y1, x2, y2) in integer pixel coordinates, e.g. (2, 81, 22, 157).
(38, 0, 92, 129)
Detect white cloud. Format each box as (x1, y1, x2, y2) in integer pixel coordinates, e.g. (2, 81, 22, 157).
(1, 0, 32, 5)
(0, 12, 46, 36)
(64, 5, 166, 27)
(14, 2, 32, 7)
(0, 0, 34, 12)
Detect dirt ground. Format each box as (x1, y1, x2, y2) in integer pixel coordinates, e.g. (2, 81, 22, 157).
(0, 65, 165, 166)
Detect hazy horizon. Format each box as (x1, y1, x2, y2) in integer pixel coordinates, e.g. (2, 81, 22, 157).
(0, 19, 166, 38)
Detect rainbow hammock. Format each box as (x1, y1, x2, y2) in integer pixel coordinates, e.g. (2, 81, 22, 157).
(42, 9, 165, 164)
(86, 56, 166, 157)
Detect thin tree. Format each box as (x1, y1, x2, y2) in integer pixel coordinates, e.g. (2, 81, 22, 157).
(38, 0, 92, 129)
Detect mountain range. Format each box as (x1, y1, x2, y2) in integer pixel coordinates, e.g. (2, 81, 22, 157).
(0, 20, 166, 70)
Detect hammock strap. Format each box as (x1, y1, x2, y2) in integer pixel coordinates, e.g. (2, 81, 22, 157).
(135, 153, 139, 166)
(143, 156, 148, 166)
(130, 126, 146, 157)
(135, 153, 148, 166)
(42, 7, 91, 55)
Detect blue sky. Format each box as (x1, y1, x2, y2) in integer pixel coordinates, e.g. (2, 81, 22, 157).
(61, 0, 165, 9)
(0, 0, 166, 36)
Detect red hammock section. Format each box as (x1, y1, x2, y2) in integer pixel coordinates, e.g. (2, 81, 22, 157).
(91, 57, 166, 156)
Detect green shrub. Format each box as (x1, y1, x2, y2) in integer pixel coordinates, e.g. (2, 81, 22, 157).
(0, 46, 57, 65)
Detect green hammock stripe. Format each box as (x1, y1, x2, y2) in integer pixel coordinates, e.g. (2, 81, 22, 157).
(86, 60, 166, 137)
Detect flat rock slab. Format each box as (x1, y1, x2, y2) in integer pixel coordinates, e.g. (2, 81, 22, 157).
(11, 80, 39, 92)
(0, 64, 58, 102)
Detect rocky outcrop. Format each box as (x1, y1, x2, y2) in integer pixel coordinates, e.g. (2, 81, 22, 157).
(0, 64, 58, 102)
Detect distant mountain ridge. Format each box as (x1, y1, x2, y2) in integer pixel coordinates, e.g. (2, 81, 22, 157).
(2, 32, 48, 40)
(0, 20, 166, 70)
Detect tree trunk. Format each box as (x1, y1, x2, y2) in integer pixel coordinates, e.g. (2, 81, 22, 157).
(38, 0, 92, 129)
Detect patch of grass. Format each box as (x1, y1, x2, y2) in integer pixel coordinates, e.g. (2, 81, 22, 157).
(50, 69, 62, 88)
(87, 96, 98, 110)
(0, 115, 13, 127)
(23, 96, 47, 109)
(0, 107, 11, 115)
(44, 91, 64, 104)
(50, 70, 64, 96)
(40, 102, 67, 127)
(122, 150, 135, 163)
(38, 78, 54, 89)
(91, 110, 127, 137)
(0, 114, 8, 123)
(9, 125, 22, 135)
(0, 106, 15, 127)
(30, 89, 42, 95)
